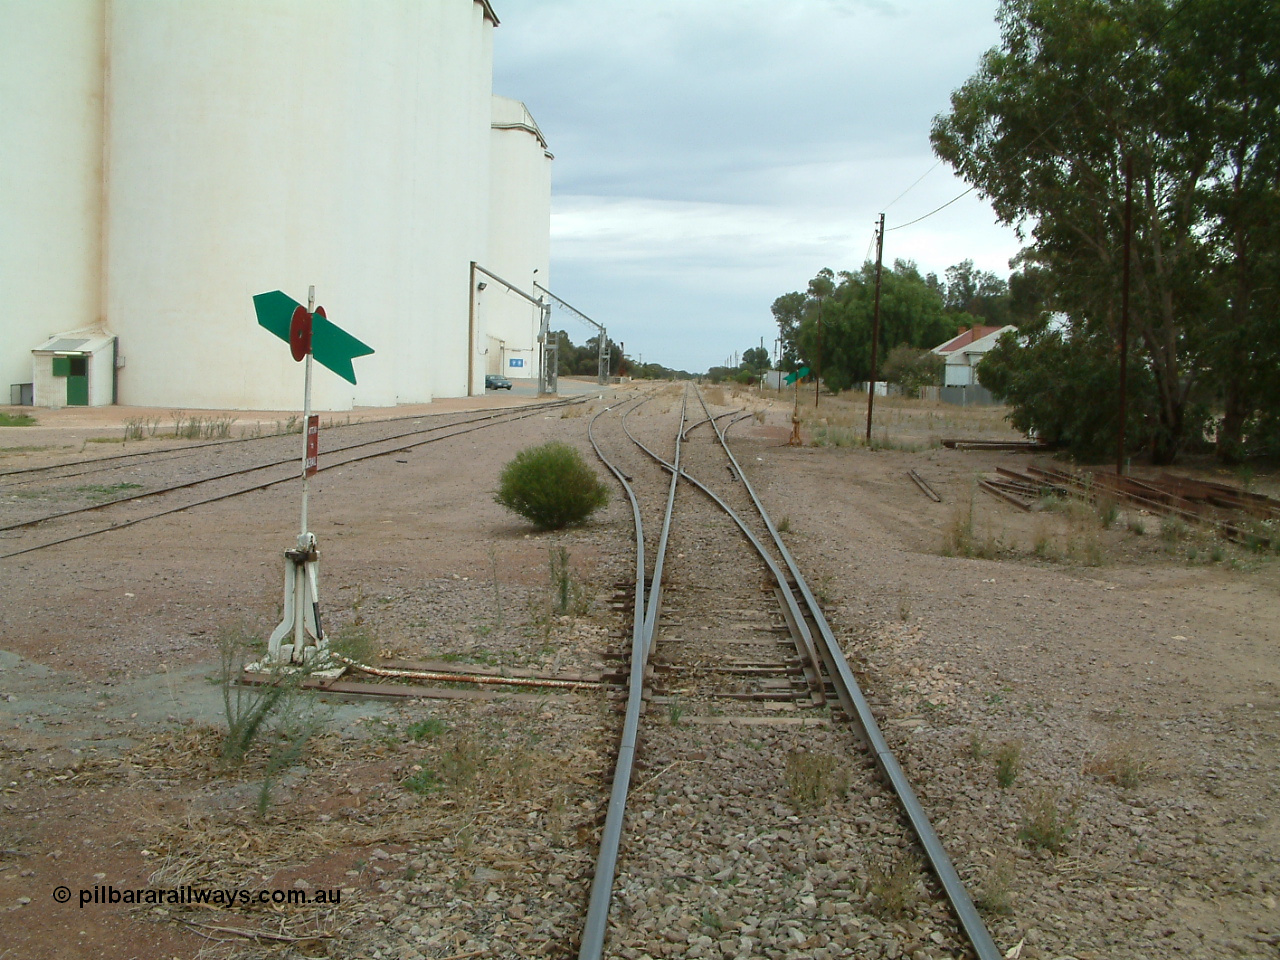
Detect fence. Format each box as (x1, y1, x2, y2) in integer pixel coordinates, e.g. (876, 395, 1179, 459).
(936, 384, 999, 407)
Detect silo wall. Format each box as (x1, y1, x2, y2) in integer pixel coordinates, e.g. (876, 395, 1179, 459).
(0, 0, 106, 397)
(104, 0, 495, 410)
(483, 95, 552, 388)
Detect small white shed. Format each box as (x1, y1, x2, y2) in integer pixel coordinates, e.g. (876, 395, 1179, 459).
(32, 332, 118, 407)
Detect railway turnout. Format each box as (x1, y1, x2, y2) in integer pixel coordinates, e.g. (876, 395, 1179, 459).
(581, 384, 999, 959)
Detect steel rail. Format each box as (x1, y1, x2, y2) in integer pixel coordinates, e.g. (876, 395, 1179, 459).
(330, 655, 603, 691)
(697, 388, 1001, 960)
(0, 397, 565, 483)
(1, 445, 211, 485)
(578, 396, 654, 959)
(909, 468, 943, 502)
(0, 398, 586, 535)
(578, 392, 685, 960)
(0, 399, 588, 561)
(620, 399, 827, 691)
(680, 408, 742, 441)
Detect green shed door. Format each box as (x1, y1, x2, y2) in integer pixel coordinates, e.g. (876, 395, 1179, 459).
(66, 356, 88, 406)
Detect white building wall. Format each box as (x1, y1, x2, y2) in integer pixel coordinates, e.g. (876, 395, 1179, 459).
(944, 356, 974, 387)
(0, 1, 105, 398)
(89, 340, 115, 405)
(482, 96, 552, 388)
(3, 1, 547, 412)
(32, 356, 61, 409)
(104, 0, 495, 411)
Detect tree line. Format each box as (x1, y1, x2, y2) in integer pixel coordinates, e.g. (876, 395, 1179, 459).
(552, 330, 695, 381)
(932, 0, 1279, 464)
(768, 258, 1046, 393)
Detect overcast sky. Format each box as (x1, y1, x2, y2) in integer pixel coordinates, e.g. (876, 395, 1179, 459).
(492, 0, 1023, 373)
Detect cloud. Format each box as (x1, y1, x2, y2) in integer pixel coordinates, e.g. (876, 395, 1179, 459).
(492, 0, 1021, 371)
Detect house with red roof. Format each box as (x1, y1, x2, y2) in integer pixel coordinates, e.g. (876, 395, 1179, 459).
(930, 324, 1017, 387)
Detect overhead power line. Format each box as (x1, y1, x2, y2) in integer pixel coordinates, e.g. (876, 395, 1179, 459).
(884, 0, 1198, 233)
(882, 159, 945, 213)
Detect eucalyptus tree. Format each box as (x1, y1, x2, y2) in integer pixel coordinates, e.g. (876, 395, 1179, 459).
(775, 261, 954, 392)
(932, 0, 1279, 462)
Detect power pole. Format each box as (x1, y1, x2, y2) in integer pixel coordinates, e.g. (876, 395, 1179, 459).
(866, 213, 885, 444)
(815, 294, 823, 408)
(1117, 153, 1133, 476)
(536, 296, 548, 395)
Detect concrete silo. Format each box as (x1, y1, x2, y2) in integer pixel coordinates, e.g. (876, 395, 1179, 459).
(104, 0, 498, 410)
(0, 1, 107, 405)
(3, 0, 550, 411)
(479, 95, 553, 385)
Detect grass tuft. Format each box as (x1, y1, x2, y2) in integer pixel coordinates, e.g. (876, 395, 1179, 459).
(406, 718, 448, 742)
(1160, 516, 1189, 545)
(1084, 740, 1158, 789)
(403, 767, 441, 795)
(975, 851, 1016, 915)
(868, 853, 920, 919)
(548, 545, 588, 615)
(1018, 788, 1076, 853)
(785, 749, 849, 810)
(216, 628, 328, 815)
(993, 740, 1023, 788)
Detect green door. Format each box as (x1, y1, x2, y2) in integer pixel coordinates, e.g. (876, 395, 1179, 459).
(66, 356, 88, 406)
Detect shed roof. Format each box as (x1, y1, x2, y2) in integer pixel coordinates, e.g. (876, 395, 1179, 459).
(931, 325, 1008, 355)
(32, 331, 115, 354)
(932, 325, 1010, 355)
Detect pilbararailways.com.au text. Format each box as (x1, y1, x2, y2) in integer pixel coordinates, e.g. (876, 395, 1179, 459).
(69, 884, 341, 908)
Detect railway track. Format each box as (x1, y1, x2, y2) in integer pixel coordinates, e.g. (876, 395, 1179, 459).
(581, 384, 999, 959)
(0, 396, 588, 560)
(0, 404, 511, 486)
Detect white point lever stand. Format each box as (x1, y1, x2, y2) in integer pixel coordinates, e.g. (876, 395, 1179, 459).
(267, 531, 326, 664)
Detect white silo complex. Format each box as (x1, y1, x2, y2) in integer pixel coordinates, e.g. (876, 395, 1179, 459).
(480, 96, 553, 382)
(0, 2, 106, 406)
(1, 0, 550, 411)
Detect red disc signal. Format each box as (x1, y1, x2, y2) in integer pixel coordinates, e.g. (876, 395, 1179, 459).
(289, 305, 312, 361)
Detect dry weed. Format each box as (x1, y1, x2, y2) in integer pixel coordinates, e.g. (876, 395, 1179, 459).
(976, 850, 1017, 915)
(784, 749, 850, 810)
(1018, 787, 1077, 854)
(993, 740, 1023, 788)
(1085, 739, 1160, 789)
(868, 852, 921, 919)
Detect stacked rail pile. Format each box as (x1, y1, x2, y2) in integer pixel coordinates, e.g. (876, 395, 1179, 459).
(978, 464, 1277, 547)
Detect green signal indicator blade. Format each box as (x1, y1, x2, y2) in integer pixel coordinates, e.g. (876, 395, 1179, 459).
(784, 365, 810, 385)
(253, 291, 375, 385)
(254, 290, 303, 342)
(311, 311, 374, 385)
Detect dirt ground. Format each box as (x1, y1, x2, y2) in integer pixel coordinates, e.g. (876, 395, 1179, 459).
(1, 385, 1277, 959)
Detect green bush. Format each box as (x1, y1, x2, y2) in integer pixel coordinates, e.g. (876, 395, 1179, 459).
(495, 441, 609, 530)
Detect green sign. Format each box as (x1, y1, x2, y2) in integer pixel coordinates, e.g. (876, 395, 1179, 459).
(254, 290, 374, 385)
(784, 365, 810, 385)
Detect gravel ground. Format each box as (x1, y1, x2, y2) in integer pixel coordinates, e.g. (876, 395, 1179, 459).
(0, 387, 1277, 960)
